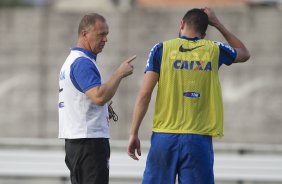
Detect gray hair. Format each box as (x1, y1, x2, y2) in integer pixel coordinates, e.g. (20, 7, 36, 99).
(78, 13, 106, 35)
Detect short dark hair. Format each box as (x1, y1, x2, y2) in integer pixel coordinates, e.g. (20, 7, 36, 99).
(78, 13, 106, 35)
(182, 9, 208, 35)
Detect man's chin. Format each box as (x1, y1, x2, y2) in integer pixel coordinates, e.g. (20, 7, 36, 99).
(93, 49, 102, 54)
(97, 47, 104, 53)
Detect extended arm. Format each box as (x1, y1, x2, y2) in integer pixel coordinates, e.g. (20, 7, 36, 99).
(203, 7, 250, 63)
(85, 56, 136, 105)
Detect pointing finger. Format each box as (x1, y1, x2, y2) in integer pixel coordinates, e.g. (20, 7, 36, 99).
(126, 55, 137, 64)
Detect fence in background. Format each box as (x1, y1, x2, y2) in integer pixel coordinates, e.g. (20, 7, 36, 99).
(0, 138, 282, 184)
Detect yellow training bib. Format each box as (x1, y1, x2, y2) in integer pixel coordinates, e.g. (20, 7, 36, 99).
(152, 38, 224, 137)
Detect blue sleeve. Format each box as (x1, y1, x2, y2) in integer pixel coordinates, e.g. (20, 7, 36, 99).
(216, 42, 237, 68)
(144, 42, 163, 74)
(70, 57, 101, 93)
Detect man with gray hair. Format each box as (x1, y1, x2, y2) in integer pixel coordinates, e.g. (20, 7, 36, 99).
(58, 13, 136, 184)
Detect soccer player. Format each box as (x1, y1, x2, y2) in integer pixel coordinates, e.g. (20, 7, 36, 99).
(127, 7, 250, 184)
(58, 13, 135, 184)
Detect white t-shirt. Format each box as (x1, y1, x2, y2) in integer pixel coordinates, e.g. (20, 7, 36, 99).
(58, 48, 110, 139)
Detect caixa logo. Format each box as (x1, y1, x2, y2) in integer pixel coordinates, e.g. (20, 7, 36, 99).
(183, 92, 200, 98)
(58, 102, 64, 108)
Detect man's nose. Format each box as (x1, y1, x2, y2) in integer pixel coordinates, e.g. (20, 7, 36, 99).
(103, 36, 108, 42)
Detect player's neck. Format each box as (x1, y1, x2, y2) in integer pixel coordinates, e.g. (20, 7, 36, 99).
(181, 29, 203, 39)
(77, 39, 92, 53)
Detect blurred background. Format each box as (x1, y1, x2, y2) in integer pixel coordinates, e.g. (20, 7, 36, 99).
(0, 0, 282, 183)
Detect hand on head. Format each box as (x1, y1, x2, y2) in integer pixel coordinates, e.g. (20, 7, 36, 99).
(201, 7, 221, 27)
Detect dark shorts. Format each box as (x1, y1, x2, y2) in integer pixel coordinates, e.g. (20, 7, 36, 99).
(142, 133, 214, 184)
(65, 138, 110, 184)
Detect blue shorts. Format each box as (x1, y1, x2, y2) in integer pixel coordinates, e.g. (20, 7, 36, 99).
(142, 133, 214, 184)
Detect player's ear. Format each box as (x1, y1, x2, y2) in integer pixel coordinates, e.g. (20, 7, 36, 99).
(180, 20, 185, 30)
(81, 30, 87, 38)
(81, 30, 89, 42)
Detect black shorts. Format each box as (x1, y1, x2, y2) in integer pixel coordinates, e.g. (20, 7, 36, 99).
(65, 138, 110, 184)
